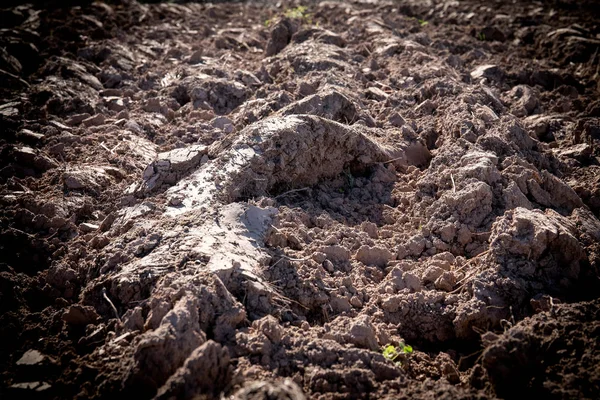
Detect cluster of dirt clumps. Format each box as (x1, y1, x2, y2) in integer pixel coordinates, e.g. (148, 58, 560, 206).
(1, 0, 599, 399)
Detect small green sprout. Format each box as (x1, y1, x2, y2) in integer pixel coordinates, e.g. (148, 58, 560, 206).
(284, 6, 308, 19)
(265, 5, 313, 27)
(382, 343, 413, 365)
(286, 6, 313, 25)
(418, 19, 428, 26)
(477, 32, 486, 41)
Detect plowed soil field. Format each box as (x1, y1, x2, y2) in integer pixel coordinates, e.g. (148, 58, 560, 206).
(1, 1, 599, 399)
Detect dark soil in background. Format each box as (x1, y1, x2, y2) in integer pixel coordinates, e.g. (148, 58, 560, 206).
(1, 0, 599, 399)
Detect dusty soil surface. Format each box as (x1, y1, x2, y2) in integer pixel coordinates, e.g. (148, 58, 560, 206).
(1, 0, 600, 399)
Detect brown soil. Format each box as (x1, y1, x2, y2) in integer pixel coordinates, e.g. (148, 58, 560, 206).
(1, 0, 599, 399)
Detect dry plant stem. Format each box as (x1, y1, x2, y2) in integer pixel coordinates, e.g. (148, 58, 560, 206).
(102, 287, 121, 322)
(451, 173, 456, 193)
(453, 250, 490, 274)
(274, 187, 310, 199)
(449, 251, 491, 294)
(100, 142, 113, 154)
(381, 156, 405, 164)
(450, 265, 488, 294)
(270, 254, 310, 269)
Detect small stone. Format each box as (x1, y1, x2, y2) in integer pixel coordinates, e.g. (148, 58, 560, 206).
(16, 350, 46, 366)
(49, 120, 72, 131)
(67, 113, 92, 126)
(63, 304, 100, 326)
(365, 87, 388, 101)
(17, 129, 44, 142)
(350, 296, 363, 308)
(556, 144, 592, 161)
(287, 234, 303, 250)
(63, 174, 85, 190)
(107, 97, 126, 112)
(507, 85, 538, 117)
(142, 144, 208, 194)
(9, 381, 51, 392)
(125, 120, 143, 134)
(388, 112, 405, 127)
(79, 222, 99, 233)
(116, 110, 129, 119)
(100, 213, 116, 232)
(168, 195, 184, 207)
(14, 146, 36, 164)
(0, 102, 19, 117)
(311, 252, 327, 263)
(57, 132, 78, 144)
(323, 259, 335, 272)
(34, 154, 58, 171)
(211, 116, 234, 130)
(236, 70, 262, 87)
(48, 143, 65, 156)
(324, 235, 338, 245)
(471, 65, 503, 82)
(188, 49, 203, 64)
(82, 114, 105, 127)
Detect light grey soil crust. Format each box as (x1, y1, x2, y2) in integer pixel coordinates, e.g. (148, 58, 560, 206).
(1, 0, 599, 399)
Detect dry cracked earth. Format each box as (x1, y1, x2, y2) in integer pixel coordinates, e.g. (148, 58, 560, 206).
(1, 0, 600, 399)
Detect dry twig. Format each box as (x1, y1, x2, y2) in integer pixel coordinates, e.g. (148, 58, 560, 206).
(102, 287, 121, 322)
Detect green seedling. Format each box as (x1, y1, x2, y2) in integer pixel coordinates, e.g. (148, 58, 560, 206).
(284, 5, 310, 21)
(418, 19, 428, 26)
(382, 343, 413, 365)
(478, 32, 486, 41)
(265, 5, 313, 27)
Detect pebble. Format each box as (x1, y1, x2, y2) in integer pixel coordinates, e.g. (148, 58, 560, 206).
(82, 114, 105, 127)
